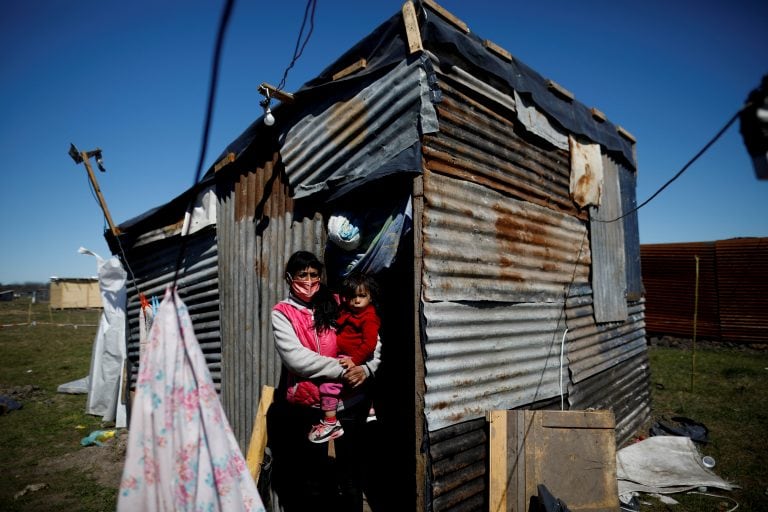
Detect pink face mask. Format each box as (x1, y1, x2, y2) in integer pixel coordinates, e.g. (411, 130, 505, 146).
(291, 279, 320, 302)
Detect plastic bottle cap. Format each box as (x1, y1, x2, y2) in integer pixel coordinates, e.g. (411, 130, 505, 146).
(702, 456, 716, 468)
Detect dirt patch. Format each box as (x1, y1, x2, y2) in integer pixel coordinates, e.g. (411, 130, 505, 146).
(1, 384, 128, 491)
(38, 429, 128, 489)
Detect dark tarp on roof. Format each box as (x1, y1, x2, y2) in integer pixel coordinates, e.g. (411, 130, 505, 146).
(209, 3, 635, 187)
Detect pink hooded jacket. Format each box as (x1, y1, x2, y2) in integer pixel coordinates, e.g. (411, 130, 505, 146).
(273, 300, 339, 406)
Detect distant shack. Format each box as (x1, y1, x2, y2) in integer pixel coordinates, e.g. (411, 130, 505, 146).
(49, 278, 102, 309)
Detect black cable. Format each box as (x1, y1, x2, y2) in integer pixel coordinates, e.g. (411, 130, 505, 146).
(593, 106, 746, 224)
(276, 0, 317, 92)
(172, 0, 235, 288)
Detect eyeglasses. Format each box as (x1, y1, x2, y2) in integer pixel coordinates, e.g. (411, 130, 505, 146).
(293, 271, 320, 281)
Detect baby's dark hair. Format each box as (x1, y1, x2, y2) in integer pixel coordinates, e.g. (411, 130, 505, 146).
(340, 272, 380, 307)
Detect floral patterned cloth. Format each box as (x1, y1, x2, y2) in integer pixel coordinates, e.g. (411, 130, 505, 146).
(118, 288, 265, 512)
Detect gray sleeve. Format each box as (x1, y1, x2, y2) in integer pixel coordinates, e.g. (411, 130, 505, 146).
(361, 336, 383, 378)
(272, 309, 344, 381)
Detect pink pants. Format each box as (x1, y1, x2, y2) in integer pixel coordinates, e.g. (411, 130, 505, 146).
(318, 381, 342, 411)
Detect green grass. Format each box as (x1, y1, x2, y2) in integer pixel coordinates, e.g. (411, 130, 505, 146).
(645, 344, 768, 511)
(2, 298, 767, 511)
(0, 298, 116, 511)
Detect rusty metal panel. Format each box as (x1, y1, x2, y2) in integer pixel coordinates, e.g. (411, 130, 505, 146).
(422, 170, 590, 303)
(640, 242, 721, 339)
(568, 351, 651, 446)
(589, 153, 628, 323)
(429, 417, 487, 512)
(217, 156, 327, 452)
(424, 63, 584, 220)
(423, 299, 568, 432)
(280, 57, 437, 198)
(565, 285, 647, 384)
(123, 227, 220, 390)
(716, 238, 768, 343)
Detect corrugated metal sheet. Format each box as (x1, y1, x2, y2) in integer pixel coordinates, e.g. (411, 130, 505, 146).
(568, 350, 651, 445)
(217, 154, 327, 452)
(422, 170, 590, 303)
(565, 284, 647, 383)
(424, 65, 583, 220)
(640, 242, 721, 338)
(641, 238, 768, 343)
(429, 418, 487, 512)
(589, 153, 628, 323)
(716, 238, 768, 343)
(123, 227, 220, 389)
(280, 57, 437, 198)
(417, 59, 648, 511)
(423, 299, 568, 431)
(618, 161, 643, 301)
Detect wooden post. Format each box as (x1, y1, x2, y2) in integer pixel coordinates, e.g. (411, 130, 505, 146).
(246, 385, 275, 483)
(402, 1, 423, 54)
(691, 255, 700, 392)
(80, 151, 119, 237)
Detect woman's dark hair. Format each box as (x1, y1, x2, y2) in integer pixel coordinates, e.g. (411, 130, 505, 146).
(285, 251, 337, 332)
(285, 250, 323, 278)
(340, 272, 380, 308)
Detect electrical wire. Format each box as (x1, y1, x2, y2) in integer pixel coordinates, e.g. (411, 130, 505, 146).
(559, 327, 568, 410)
(593, 106, 747, 224)
(552, 105, 750, 404)
(275, 0, 317, 92)
(172, 0, 235, 288)
(548, 227, 588, 411)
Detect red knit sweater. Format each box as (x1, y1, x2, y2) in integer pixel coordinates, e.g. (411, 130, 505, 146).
(336, 304, 381, 365)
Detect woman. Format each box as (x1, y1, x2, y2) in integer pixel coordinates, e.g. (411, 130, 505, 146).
(268, 250, 380, 512)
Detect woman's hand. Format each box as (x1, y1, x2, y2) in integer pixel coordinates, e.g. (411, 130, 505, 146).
(343, 365, 367, 388)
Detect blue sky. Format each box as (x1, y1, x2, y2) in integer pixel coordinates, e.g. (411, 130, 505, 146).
(1, 0, 765, 284)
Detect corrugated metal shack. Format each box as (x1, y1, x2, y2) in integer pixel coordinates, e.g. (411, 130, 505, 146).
(641, 237, 768, 344)
(106, 2, 650, 510)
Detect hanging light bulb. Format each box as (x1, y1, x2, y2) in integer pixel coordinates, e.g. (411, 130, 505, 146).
(264, 106, 275, 126)
(259, 84, 275, 127)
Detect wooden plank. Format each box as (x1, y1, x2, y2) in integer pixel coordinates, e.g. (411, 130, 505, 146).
(616, 125, 637, 143)
(412, 174, 427, 511)
(245, 385, 275, 483)
(483, 39, 512, 62)
(591, 107, 607, 123)
(258, 82, 295, 104)
(487, 410, 508, 512)
(214, 152, 235, 173)
(402, 1, 423, 54)
(488, 410, 619, 511)
(332, 58, 368, 81)
(541, 410, 616, 429)
(547, 79, 575, 101)
(423, 0, 470, 33)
